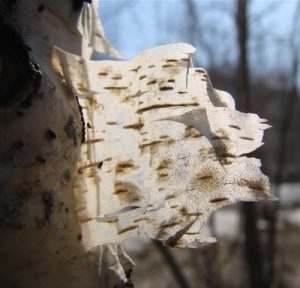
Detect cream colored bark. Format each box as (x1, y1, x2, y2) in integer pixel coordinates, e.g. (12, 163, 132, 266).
(0, 1, 274, 287)
(53, 43, 274, 253)
(0, 1, 122, 287)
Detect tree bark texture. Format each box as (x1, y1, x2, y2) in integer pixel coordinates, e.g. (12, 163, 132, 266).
(0, 2, 103, 287)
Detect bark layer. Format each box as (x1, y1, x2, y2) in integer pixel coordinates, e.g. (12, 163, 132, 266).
(0, 3, 102, 287)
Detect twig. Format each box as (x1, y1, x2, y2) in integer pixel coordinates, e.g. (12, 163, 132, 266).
(153, 240, 191, 288)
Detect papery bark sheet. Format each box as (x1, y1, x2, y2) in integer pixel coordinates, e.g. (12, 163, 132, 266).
(53, 43, 274, 250)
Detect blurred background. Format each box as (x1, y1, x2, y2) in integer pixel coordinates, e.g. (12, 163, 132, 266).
(99, 1, 300, 287)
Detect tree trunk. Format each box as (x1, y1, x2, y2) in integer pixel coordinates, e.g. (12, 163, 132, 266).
(236, 1, 265, 287)
(0, 2, 102, 287)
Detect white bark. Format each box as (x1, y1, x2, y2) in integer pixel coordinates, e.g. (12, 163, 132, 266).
(53, 43, 274, 251)
(0, 1, 275, 286)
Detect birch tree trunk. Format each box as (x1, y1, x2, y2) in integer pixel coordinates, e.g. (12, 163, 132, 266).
(0, 2, 103, 287)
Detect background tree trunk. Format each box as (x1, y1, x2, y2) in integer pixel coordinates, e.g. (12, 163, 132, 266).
(236, 1, 265, 287)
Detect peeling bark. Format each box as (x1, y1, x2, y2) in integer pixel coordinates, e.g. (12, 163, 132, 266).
(0, 1, 274, 287)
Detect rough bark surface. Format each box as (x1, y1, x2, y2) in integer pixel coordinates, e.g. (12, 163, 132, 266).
(0, 1, 120, 287)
